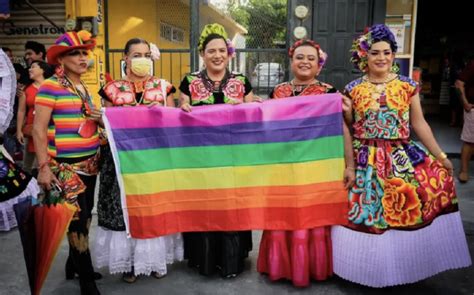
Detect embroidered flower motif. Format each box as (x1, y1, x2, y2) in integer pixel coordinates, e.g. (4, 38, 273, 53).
(385, 82, 410, 113)
(303, 84, 330, 96)
(362, 109, 399, 139)
(357, 145, 369, 168)
(375, 146, 392, 179)
(352, 88, 379, 116)
(414, 157, 457, 221)
(105, 81, 135, 106)
(382, 177, 422, 227)
(391, 147, 413, 179)
(348, 168, 386, 228)
(273, 83, 293, 98)
(223, 78, 244, 103)
(142, 79, 165, 104)
(189, 78, 212, 103)
(404, 143, 426, 166)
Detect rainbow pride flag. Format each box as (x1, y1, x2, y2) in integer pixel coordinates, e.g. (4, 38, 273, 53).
(104, 94, 348, 238)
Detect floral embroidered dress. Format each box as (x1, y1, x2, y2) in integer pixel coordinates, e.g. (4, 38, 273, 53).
(331, 75, 471, 287)
(0, 149, 40, 231)
(257, 80, 337, 287)
(93, 77, 184, 276)
(178, 70, 253, 277)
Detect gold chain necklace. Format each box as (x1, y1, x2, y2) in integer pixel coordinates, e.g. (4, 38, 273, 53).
(363, 74, 396, 100)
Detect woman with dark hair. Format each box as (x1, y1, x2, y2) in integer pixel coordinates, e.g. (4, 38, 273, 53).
(16, 60, 54, 173)
(332, 24, 472, 287)
(179, 23, 256, 278)
(256, 39, 355, 287)
(92, 38, 183, 284)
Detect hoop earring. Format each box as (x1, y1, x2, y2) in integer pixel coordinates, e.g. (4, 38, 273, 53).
(55, 63, 64, 77)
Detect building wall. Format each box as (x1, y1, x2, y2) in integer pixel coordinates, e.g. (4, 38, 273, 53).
(107, 0, 191, 88)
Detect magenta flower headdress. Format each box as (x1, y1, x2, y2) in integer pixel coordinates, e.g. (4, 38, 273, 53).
(288, 39, 327, 68)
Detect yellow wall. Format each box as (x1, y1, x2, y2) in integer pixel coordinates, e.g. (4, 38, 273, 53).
(108, 0, 158, 49)
(65, 0, 106, 107)
(107, 0, 190, 89)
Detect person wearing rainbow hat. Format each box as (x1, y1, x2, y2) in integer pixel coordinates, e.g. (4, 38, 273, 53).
(33, 30, 102, 295)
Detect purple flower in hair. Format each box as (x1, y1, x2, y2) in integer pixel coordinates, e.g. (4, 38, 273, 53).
(351, 50, 359, 59)
(360, 40, 370, 51)
(318, 48, 327, 67)
(226, 39, 236, 58)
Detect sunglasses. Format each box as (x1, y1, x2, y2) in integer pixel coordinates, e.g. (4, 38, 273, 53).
(66, 50, 89, 57)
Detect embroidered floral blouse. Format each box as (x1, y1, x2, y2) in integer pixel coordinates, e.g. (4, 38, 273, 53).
(344, 75, 419, 140)
(100, 77, 176, 106)
(270, 81, 336, 98)
(179, 71, 252, 105)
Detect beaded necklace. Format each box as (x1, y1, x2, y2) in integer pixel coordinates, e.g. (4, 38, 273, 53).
(200, 69, 231, 93)
(290, 79, 318, 96)
(61, 75, 94, 116)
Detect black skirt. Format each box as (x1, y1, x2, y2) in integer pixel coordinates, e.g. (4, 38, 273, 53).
(183, 231, 252, 277)
(97, 144, 126, 231)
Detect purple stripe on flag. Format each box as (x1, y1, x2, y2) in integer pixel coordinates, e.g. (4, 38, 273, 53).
(113, 113, 342, 151)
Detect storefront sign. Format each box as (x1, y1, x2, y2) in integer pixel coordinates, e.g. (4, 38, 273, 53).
(2, 22, 65, 36)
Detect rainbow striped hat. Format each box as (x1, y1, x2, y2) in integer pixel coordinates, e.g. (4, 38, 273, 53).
(47, 30, 95, 65)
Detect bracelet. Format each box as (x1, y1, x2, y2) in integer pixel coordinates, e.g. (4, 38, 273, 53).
(437, 152, 448, 160)
(38, 160, 50, 171)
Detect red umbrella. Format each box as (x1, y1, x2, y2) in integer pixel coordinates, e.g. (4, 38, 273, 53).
(33, 202, 76, 295)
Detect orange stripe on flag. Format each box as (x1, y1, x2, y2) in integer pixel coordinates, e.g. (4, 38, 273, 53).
(128, 203, 349, 238)
(126, 181, 346, 217)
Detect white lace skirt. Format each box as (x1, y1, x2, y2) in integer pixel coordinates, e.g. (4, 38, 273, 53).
(0, 178, 40, 231)
(92, 227, 184, 276)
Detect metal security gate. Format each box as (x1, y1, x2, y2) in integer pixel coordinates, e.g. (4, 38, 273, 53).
(104, 0, 289, 98)
(288, 0, 386, 90)
(104, 0, 384, 95)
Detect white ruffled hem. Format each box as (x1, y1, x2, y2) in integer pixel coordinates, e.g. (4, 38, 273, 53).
(92, 227, 184, 276)
(0, 178, 40, 231)
(331, 211, 472, 287)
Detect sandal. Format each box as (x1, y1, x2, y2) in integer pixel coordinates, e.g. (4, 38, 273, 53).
(458, 172, 469, 183)
(151, 271, 166, 279)
(122, 272, 137, 284)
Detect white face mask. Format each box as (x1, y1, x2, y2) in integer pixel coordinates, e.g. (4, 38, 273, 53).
(130, 57, 152, 76)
